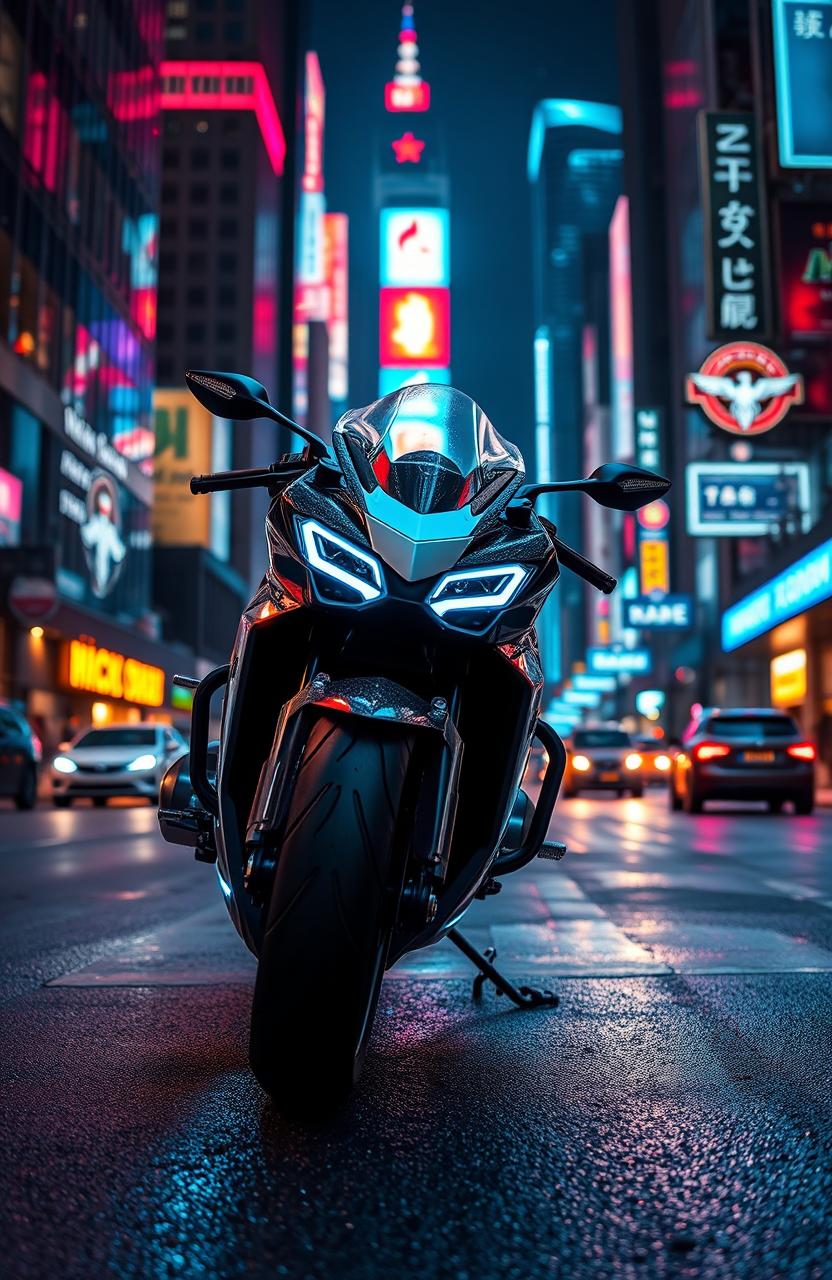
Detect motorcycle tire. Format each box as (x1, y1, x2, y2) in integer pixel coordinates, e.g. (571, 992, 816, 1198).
(249, 713, 414, 1114)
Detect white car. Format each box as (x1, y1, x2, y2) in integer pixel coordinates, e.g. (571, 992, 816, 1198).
(51, 724, 187, 807)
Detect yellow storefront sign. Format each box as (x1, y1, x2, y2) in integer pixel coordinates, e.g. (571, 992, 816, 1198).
(152, 388, 214, 547)
(64, 640, 165, 708)
(770, 648, 807, 707)
(639, 539, 670, 595)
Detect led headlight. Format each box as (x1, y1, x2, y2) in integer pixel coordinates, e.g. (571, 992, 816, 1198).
(127, 753, 157, 772)
(428, 565, 528, 618)
(53, 755, 77, 774)
(298, 518, 384, 602)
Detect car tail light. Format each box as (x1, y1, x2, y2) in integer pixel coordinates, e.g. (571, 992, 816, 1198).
(694, 742, 731, 762)
(787, 742, 816, 761)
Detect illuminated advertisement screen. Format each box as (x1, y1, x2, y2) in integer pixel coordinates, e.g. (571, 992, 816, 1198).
(773, 0, 832, 168)
(380, 209, 450, 287)
(779, 201, 832, 337)
(379, 287, 450, 366)
(378, 367, 451, 396)
(609, 195, 633, 458)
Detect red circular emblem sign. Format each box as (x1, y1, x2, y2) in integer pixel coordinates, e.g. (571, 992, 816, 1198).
(685, 342, 804, 436)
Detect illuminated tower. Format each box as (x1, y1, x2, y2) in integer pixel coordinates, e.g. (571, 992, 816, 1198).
(376, 4, 451, 402)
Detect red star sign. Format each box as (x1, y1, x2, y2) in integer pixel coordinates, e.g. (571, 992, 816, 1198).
(391, 131, 425, 164)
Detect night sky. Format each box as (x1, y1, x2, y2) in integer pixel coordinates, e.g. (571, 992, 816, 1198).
(310, 0, 619, 465)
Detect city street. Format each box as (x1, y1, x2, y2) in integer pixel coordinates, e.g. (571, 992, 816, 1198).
(2, 793, 831, 1280)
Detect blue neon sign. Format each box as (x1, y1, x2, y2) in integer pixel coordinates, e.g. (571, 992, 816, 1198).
(773, 0, 832, 168)
(722, 537, 832, 651)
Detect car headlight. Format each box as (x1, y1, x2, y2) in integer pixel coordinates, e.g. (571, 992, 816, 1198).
(624, 752, 643, 770)
(53, 755, 77, 774)
(127, 753, 157, 772)
(428, 565, 528, 617)
(572, 754, 591, 772)
(655, 753, 672, 771)
(298, 518, 384, 602)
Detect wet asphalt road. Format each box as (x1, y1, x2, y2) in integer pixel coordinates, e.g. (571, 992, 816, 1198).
(2, 793, 832, 1280)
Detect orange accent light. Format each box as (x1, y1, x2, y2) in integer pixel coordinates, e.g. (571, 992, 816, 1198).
(694, 742, 731, 762)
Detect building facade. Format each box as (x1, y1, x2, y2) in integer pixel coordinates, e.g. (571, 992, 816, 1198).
(618, 0, 832, 778)
(0, 0, 181, 750)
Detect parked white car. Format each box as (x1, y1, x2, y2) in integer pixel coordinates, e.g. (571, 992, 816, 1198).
(51, 724, 187, 807)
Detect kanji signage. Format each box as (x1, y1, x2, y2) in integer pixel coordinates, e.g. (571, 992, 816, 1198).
(699, 112, 770, 339)
(779, 201, 832, 337)
(686, 342, 803, 435)
(772, 0, 832, 167)
(686, 462, 811, 535)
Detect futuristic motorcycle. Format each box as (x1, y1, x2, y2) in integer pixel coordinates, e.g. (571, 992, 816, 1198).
(158, 372, 670, 1114)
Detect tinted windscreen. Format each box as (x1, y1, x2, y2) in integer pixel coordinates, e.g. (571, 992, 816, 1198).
(573, 730, 630, 748)
(75, 728, 157, 747)
(704, 717, 797, 739)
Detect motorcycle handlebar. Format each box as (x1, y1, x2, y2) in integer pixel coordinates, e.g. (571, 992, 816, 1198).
(552, 535, 617, 595)
(190, 463, 308, 494)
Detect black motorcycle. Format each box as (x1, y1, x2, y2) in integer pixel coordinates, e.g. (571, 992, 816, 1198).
(158, 372, 669, 1113)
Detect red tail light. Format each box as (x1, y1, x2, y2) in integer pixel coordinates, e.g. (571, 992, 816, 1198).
(787, 742, 816, 762)
(694, 742, 731, 762)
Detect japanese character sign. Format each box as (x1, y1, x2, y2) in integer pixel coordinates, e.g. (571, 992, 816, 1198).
(699, 112, 770, 339)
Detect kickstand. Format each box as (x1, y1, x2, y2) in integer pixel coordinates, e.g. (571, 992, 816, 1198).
(447, 928, 559, 1008)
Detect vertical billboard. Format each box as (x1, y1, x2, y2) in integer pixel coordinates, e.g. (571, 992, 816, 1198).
(380, 209, 449, 286)
(699, 111, 770, 339)
(772, 0, 832, 168)
(609, 195, 633, 459)
(324, 213, 349, 405)
(152, 390, 214, 548)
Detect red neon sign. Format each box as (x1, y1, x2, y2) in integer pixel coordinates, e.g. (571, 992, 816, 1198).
(302, 52, 325, 194)
(379, 288, 450, 366)
(391, 131, 425, 163)
(160, 61, 286, 175)
(385, 81, 430, 113)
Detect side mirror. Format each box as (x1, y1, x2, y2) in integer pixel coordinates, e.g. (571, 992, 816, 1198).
(185, 369, 274, 421)
(586, 462, 671, 512)
(184, 369, 330, 458)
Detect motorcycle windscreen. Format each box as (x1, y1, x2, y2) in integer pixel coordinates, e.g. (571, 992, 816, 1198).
(336, 384, 524, 514)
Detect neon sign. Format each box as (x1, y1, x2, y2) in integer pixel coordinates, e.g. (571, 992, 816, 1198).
(380, 209, 449, 287)
(160, 61, 286, 175)
(722, 538, 832, 650)
(392, 131, 425, 163)
(63, 640, 165, 707)
(379, 288, 450, 366)
(385, 3, 430, 112)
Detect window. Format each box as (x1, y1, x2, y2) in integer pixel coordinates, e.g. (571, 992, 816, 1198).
(224, 20, 243, 41)
(190, 148, 210, 170)
(160, 251, 176, 272)
(158, 286, 175, 308)
(218, 218, 236, 239)
(216, 321, 234, 343)
(220, 149, 239, 170)
(189, 183, 209, 205)
(188, 218, 207, 239)
(187, 251, 207, 272)
(157, 356, 174, 381)
(703, 716, 798, 739)
(157, 322, 174, 343)
(195, 21, 214, 41)
(572, 730, 631, 748)
(187, 286, 206, 306)
(162, 147, 180, 168)
(0, 13, 23, 136)
(218, 252, 236, 272)
(161, 182, 178, 205)
(187, 322, 205, 342)
(217, 285, 236, 306)
(219, 183, 237, 205)
(75, 728, 157, 748)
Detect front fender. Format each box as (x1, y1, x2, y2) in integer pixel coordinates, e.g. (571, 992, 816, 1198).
(245, 674, 461, 861)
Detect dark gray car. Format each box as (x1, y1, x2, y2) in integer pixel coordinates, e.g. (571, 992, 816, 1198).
(670, 707, 815, 814)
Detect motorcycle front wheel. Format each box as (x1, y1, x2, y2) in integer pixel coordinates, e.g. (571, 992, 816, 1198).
(249, 713, 414, 1114)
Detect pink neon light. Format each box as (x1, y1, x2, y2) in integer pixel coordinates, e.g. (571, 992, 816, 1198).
(160, 61, 286, 175)
(385, 81, 430, 113)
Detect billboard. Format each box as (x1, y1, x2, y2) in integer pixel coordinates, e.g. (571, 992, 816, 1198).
(698, 111, 770, 339)
(587, 647, 652, 675)
(379, 287, 450, 366)
(779, 201, 832, 338)
(623, 596, 692, 629)
(380, 209, 449, 287)
(722, 537, 832, 650)
(152, 390, 214, 548)
(686, 462, 811, 535)
(609, 196, 633, 458)
(772, 0, 832, 167)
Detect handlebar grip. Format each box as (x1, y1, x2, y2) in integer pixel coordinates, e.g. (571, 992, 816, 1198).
(190, 467, 282, 494)
(552, 536, 617, 594)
